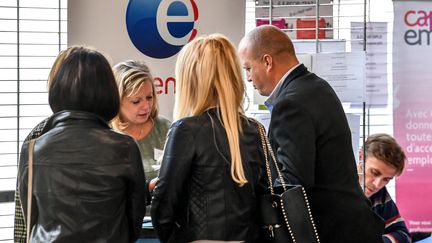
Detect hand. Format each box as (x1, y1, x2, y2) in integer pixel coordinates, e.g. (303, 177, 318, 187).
(149, 177, 159, 191)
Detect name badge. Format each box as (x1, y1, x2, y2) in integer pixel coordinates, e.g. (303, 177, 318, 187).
(154, 148, 164, 161)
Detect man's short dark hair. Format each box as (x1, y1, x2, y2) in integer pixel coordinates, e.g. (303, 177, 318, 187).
(365, 133, 406, 175)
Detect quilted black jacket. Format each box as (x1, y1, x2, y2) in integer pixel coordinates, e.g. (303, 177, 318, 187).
(18, 110, 147, 243)
(151, 108, 267, 243)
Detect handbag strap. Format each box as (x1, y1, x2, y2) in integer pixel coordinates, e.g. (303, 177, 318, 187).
(257, 123, 287, 193)
(26, 139, 36, 243)
(257, 123, 274, 194)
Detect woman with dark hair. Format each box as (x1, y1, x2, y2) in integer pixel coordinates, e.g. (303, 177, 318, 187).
(14, 46, 82, 243)
(18, 47, 147, 243)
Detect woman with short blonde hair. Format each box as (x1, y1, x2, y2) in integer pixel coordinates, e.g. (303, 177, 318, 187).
(111, 60, 171, 185)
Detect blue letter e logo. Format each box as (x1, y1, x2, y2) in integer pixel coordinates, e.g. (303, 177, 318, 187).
(126, 0, 198, 59)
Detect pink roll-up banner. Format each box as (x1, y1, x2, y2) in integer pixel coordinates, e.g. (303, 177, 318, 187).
(393, 0, 432, 232)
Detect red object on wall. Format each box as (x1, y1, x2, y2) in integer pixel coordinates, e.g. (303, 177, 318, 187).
(256, 19, 287, 29)
(296, 18, 326, 39)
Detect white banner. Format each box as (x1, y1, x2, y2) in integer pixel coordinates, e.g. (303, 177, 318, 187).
(68, 0, 246, 120)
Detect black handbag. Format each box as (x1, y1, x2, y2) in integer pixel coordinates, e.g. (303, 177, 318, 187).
(257, 124, 320, 243)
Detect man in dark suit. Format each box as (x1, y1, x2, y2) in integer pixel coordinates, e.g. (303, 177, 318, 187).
(238, 25, 384, 243)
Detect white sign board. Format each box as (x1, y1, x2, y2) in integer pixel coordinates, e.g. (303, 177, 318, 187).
(255, 0, 333, 39)
(351, 22, 388, 107)
(68, 0, 246, 120)
(312, 52, 365, 103)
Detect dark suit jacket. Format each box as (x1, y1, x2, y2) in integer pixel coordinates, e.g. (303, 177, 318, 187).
(267, 64, 384, 243)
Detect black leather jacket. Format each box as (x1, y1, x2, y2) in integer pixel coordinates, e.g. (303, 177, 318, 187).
(18, 110, 147, 243)
(151, 109, 267, 243)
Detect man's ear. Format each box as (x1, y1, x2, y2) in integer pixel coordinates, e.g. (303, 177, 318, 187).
(263, 54, 272, 71)
(359, 149, 363, 161)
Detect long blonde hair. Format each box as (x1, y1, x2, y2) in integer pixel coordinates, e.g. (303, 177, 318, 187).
(175, 34, 247, 186)
(111, 60, 158, 131)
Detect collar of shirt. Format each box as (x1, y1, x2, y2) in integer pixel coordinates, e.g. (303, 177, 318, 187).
(264, 63, 301, 113)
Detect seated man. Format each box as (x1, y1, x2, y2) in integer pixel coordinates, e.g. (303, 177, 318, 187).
(359, 133, 412, 243)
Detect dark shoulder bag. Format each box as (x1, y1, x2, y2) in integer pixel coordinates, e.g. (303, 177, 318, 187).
(257, 124, 320, 243)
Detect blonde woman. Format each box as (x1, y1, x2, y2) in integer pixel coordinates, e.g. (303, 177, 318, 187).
(111, 60, 171, 185)
(151, 34, 267, 243)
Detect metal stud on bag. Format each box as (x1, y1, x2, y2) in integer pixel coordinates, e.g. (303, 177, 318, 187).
(280, 198, 296, 243)
(264, 224, 285, 238)
(302, 187, 320, 242)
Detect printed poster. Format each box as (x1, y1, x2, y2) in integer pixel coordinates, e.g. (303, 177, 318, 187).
(393, 0, 432, 232)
